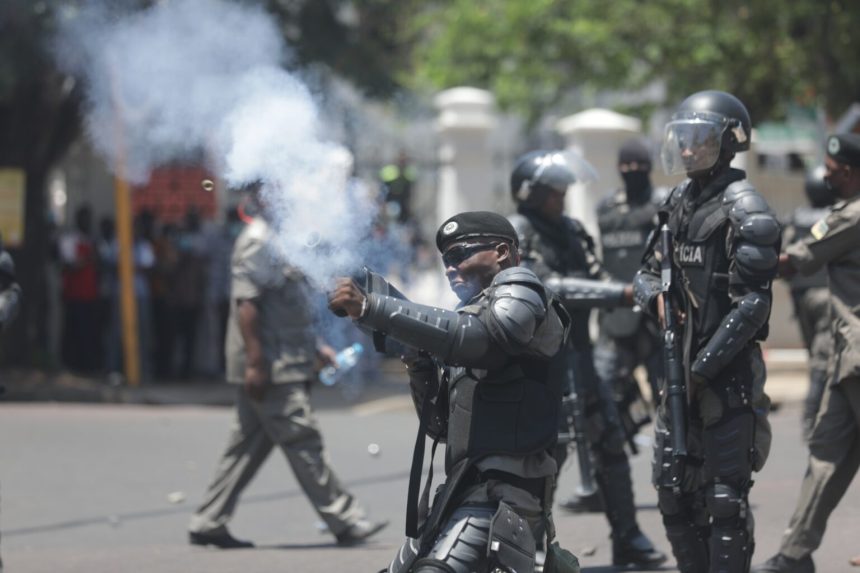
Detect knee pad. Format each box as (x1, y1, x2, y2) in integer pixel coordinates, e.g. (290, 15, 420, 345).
(705, 482, 744, 522)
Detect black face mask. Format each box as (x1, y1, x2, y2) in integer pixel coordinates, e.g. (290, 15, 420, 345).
(621, 171, 652, 203)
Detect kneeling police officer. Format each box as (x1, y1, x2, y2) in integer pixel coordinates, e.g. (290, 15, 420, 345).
(329, 212, 574, 573)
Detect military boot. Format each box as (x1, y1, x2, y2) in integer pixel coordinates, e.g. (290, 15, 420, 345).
(612, 528, 667, 569)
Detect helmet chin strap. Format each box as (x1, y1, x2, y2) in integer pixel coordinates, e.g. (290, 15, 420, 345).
(690, 151, 735, 187)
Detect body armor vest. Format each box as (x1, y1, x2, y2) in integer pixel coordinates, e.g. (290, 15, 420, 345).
(665, 173, 768, 356)
(443, 293, 565, 471)
(597, 190, 660, 338)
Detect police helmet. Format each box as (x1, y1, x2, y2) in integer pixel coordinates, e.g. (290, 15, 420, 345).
(510, 150, 597, 207)
(805, 165, 834, 208)
(661, 90, 751, 176)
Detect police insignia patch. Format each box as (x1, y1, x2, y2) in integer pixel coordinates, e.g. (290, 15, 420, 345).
(811, 218, 829, 240)
(442, 221, 458, 235)
(828, 137, 840, 155)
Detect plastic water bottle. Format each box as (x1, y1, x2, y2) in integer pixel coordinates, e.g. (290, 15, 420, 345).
(319, 343, 364, 386)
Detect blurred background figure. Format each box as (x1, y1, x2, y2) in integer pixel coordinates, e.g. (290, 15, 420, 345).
(780, 165, 835, 440)
(58, 204, 100, 374)
(508, 150, 667, 569)
(594, 138, 665, 446)
(378, 151, 416, 225)
(171, 208, 208, 379)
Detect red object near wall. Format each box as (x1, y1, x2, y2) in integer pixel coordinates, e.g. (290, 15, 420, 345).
(131, 165, 217, 222)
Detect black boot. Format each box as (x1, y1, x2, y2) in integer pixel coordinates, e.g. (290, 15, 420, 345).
(612, 528, 668, 569)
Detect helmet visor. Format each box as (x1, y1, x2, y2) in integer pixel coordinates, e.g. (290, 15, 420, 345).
(534, 150, 599, 191)
(660, 115, 727, 176)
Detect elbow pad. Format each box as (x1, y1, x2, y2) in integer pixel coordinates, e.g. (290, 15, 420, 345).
(633, 270, 661, 316)
(359, 294, 492, 366)
(544, 276, 627, 309)
(691, 291, 770, 381)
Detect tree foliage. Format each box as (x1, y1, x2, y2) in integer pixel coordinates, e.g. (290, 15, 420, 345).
(407, 0, 860, 123)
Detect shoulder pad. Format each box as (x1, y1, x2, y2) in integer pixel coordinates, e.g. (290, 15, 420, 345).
(651, 186, 671, 206)
(722, 179, 757, 206)
(507, 213, 533, 242)
(0, 251, 15, 280)
(726, 186, 772, 228)
(597, 191, 624, 212)
(664, 183, 687, 210)
(492, 266, 543, 290)
(738, 212, 781, 246)
(488, 282, 547, 346)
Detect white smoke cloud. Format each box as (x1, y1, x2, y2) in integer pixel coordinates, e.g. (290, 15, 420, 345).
(54, 0, 381, 287)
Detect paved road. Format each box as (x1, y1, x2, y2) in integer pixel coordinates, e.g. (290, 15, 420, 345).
(1, 394, 858, 572)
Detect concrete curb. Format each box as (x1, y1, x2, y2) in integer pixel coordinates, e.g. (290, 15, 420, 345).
(0, 352, 812, 407)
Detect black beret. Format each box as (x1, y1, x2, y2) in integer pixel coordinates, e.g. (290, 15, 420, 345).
(436, 211, 519, 252)
(826, 133, 860, 167)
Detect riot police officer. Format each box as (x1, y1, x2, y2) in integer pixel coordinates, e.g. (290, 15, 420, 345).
(634, 90, 778, 572)
(329, 211, 573, 573)
(781, 166, 834, 440)
(0, 234, 20, 333)
(508, 152, 667, 569)
(0, 233, 22, 573)
(594, 139, 665, 445)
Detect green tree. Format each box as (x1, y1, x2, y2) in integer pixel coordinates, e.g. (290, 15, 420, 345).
(408, 0, 860, 124)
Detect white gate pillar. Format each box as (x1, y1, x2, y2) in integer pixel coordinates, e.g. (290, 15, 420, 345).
(434, 88, 498, 227)
(556, 109, 642, 238)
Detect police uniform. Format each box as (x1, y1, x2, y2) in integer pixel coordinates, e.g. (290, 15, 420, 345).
(781, 185, 832, 438)
(189, 217, 371, 544)
(757, 134, 860, 571)
(594, 187, 664, 424)
(361, 212, 571, 573)
(635, 91, 778, 573)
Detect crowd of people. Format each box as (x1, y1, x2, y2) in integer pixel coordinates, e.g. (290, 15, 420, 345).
(56, 204, 240, 381)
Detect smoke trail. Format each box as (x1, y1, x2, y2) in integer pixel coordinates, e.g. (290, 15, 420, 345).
(54, 0, 379, 287)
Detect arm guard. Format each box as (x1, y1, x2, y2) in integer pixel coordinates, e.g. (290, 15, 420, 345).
(692, 184, 778, 381)
(633, 268, 661, 316)
(691, 290, 771, 381)
(358, 293, 502, 368)
(544, 276, 627, 309)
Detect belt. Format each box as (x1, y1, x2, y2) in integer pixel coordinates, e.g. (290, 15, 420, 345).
(478, 469, 546, 499)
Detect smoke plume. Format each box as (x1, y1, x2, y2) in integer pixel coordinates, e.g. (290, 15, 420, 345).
(54, 0, 380, 287)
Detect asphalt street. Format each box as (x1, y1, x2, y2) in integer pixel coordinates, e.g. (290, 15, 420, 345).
(1, 388, 858, 572)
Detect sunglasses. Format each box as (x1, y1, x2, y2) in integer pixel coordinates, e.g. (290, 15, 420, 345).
(442, 242, 499, 268)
